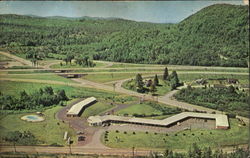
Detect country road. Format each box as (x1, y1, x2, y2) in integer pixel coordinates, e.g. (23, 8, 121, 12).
(0, 51, 33, 66)
(0, 145, 153, 156)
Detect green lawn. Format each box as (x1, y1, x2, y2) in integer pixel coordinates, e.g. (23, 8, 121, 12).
(0, 106, 76, 146)
(116, 103, 162, 116)
(0, 74, 77, 83)
(116, 101, 181, 118)
(81, 101, 115, 118)
(102, 119, 249, 150)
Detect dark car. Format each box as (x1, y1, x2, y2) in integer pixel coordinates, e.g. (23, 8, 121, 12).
(78, 136, 85, 141)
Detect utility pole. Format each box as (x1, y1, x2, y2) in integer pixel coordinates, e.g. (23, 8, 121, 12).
(113, 83, 116, 91)
(132, 146, 135, 158)
(68, 137, 72, 154)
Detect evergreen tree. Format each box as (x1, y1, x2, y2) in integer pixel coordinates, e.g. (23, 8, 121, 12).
(44, 86, 54, 95)
(163, 67, 169, 80)
(135, 74, 144, 92)
(169, 71, 180, 90)
(150, 83, 157, 95)
(57, 90, 69, 101)
(154, 74, 159, 86)
(20, 90, 29, 102)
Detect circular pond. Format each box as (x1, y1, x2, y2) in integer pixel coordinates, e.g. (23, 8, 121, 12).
(21, 115, 44, 122)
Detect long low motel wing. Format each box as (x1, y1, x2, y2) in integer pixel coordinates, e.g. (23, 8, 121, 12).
(88, 112, 229, 129)
(67, 97, 97, 117)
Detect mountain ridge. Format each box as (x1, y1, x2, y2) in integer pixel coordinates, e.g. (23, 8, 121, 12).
(0, 4, 248, 67)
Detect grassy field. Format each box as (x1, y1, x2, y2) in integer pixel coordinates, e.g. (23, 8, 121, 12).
(50, 61, 106, 69)
(0, 106, 76, 146)
(0, 80, 77, 97)
(109, 63, 162, 68)
(0, 74, 77, 83)
(102, 119, 249, 150)
(178, 73, 249, 85)
(0, 80, 137, 104)
(122, 78, 171, 96)
(81, 101, 115, 118)
(82, 73, 155, 83)
(0, 80, 115, 102)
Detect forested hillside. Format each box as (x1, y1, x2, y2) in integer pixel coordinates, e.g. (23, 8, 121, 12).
(0, 4, 249, 67)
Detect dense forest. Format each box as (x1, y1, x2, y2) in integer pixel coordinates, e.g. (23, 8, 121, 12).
(174, 86, 249, 117)
(0, 4, 249, 67)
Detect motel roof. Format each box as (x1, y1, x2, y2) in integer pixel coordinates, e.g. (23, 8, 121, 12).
(88, 112, 229, 128)
(67, 97, 96, 115)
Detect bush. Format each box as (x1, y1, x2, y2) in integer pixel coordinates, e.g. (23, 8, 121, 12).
(227, 113, 236, 118)
(50, 143, 63, 147)
(5, 131, 39, 145)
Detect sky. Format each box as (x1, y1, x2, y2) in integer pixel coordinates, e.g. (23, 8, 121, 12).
(0, 1, 245, 23)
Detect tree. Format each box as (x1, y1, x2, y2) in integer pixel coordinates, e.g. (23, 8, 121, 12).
(31, 58, 37, 67)
(44, 86, 54, 95)
(20, 90, 29, 102)
(163, 67, 169, 80)
(64, 54, 74, 65)
(135, 74, 144, 92)
(57, 90, 69, 101)
(5, 131, 21, 153)
(169, 71, 180, 90)
(228, 85, 236, 93)
(150, 83, 157, 95)
(153, 74, 159, 86)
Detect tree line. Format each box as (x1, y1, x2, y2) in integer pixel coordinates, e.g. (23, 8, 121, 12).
(174, 85, 249, 117)
(148, 143, 249, 158)
(0, 86, 69, 110)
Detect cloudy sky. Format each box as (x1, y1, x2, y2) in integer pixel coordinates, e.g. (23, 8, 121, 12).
(0, 1, 245, 23)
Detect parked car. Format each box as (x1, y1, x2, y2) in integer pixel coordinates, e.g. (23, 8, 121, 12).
(78, 136, 85, 141)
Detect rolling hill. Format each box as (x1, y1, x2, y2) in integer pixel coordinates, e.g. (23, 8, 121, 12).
(0, 4, 249, 67)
